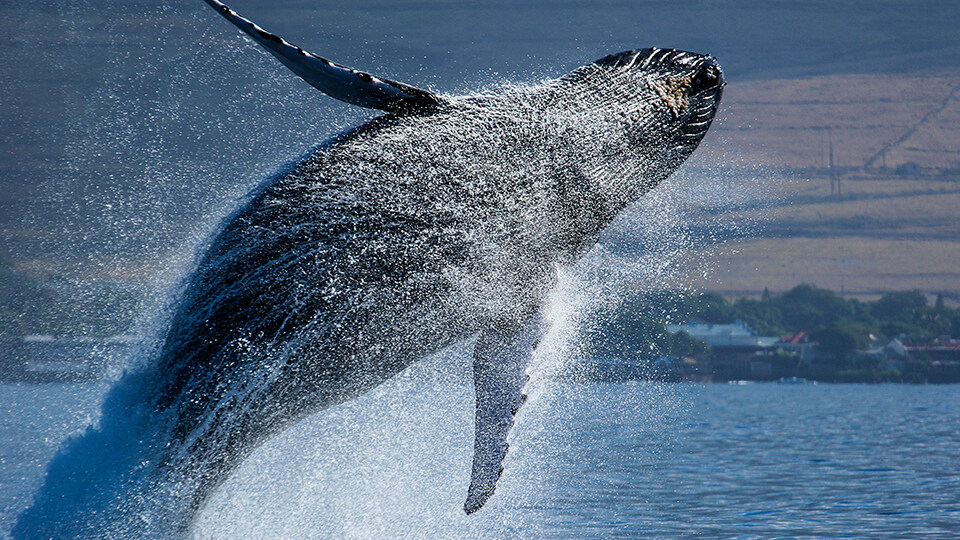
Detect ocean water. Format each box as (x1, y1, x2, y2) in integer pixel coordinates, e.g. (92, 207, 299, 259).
(5, 2, 960, 538)
(3, 353, 958, 538)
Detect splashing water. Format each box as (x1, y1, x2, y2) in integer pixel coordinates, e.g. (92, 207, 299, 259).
(7, 11, 752, 536)
(187, 164, 766, 538)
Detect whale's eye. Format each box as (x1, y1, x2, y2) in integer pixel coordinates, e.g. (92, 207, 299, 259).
(690, 64, 720, 94)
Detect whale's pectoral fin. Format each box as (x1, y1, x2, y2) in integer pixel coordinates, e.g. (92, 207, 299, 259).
(465, 313, 544, 514)
(203, 0, 445, 114)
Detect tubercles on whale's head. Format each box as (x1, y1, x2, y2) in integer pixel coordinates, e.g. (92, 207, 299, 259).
(584, 47, 724, 139)
(552, 47, 724, 211)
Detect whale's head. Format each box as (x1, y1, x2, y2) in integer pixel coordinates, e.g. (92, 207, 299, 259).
(597, 49, 724, 144)
(553, 48, 724, 214)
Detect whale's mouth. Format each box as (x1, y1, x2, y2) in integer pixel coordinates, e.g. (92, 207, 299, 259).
(681, 97, 723, 141)
(691, 58, 724, 94)
(591, 48, 724, 142)
(676, 58, 724, 142)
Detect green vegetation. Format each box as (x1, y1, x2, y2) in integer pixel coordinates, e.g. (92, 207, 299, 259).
(582, 285, 960, 383)
(589, 284, 954, 353)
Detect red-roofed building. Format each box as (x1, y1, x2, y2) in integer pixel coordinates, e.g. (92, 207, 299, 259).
(777, 331, 815, 363)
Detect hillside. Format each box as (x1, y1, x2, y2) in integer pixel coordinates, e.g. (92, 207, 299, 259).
(676, 71, 960, 299)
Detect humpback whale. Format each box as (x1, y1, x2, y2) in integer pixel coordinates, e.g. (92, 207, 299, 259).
(14, 0, 723, 535)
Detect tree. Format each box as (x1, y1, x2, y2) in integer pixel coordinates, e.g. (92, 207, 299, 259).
(584, 310, 672, 359)
(670, 330, 708, 357)
(733, 297, 785, 336)
(873, 290, 927, 321)
(777, 284, 850, 330)
(689, 292, 734, 323)
(812, 323, 864, 359)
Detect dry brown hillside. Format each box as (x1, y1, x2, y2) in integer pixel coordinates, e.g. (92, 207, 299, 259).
(682, 72, 960, 300)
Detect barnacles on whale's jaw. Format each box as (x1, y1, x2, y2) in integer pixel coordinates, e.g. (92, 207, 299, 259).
(651, 76, 692, 118)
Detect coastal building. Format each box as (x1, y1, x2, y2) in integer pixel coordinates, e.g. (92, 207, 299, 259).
(777, 331, 816, 363)
(665, 320, 779, 349)
(666, 321, 783, 381)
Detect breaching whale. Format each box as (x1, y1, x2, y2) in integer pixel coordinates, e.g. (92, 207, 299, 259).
(14, 0, 724, 535)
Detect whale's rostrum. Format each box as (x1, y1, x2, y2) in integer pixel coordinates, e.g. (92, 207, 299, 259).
(13, 1, 724, 535)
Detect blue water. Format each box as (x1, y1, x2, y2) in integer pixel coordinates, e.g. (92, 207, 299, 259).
(3, 357, 958, 538)
(5, 2, 960, 537)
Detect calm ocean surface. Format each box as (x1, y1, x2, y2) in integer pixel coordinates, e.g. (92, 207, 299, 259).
(3, 372, 957, 538)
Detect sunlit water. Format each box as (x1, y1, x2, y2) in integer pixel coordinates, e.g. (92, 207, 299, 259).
(4, 363, 958, 538)
(4, 3, 955, 537)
